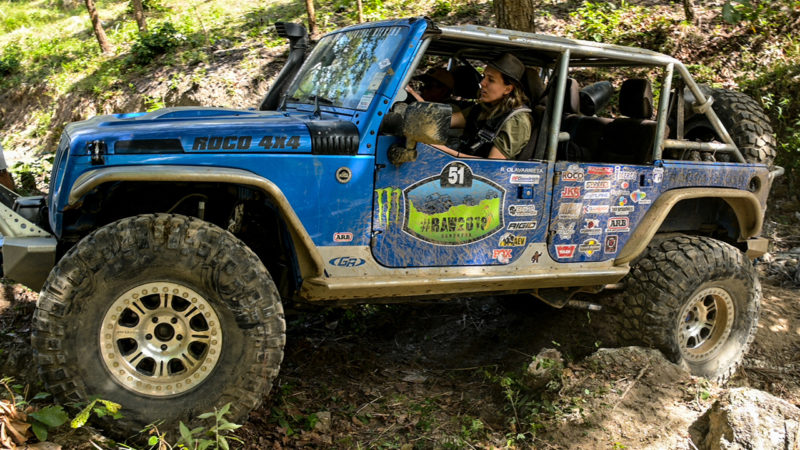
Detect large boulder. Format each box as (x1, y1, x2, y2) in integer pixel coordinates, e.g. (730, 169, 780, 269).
(690, 387, 800, 450)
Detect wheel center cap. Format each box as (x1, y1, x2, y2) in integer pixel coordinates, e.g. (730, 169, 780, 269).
(154, 323, 175, 341)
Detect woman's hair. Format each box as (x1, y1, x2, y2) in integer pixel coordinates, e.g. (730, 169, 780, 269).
(499, 74, 529, 112)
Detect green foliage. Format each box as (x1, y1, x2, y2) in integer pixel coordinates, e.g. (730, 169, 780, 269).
(131, 22, 188, 65)
(571, 1, 629, 42)
(70, 397, 123, 428)
(29, 406, 69, 441)
(432, 0, 454, 17)
(176, 403, 243, 450)
(720, 0, 796, 35)
(0, 43, 22, 75)
(742, 65, 800, 184)
(568, 1, 674, 50)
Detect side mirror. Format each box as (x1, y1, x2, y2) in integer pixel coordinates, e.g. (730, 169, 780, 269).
(385, 102, 452, 166)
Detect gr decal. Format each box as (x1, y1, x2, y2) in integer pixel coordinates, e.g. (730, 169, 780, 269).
(604, 235, 619, 254)
(580, 218, 602, 235)
(607, 217, 630, 232)
(192, 136, 253, 150)
(579, 239, 602, 256)
(509, 204, 538, 216)
(585, 180, 612, 190)
(329, 256, 366, 267)
(492, 249, 513, 264)
(509, 174, 540, 184)
(499, 233, 526, 247)
(531, 251, 542, 263)
(558, 203, 583, 220)
(561, 186, 581, 198)
(508, 221, 537, 231)
(556, 222, 576, 240)
(588, 166, 614, 176)
(333, 232, 353, 243)
(555, 244, 576, 258)
(375, 188, 403, 230)
(562, 165, 585, 182)
(403, 162, 505, 245)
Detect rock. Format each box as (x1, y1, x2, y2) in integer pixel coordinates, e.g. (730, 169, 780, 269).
(524, 348, 564, 390)
(314, 411, 332, 432)
(690, 388, 800, 450)
(585, 346, 690, 383)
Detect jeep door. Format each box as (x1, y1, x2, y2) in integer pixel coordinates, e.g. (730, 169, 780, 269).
(371, 142, 550, 267)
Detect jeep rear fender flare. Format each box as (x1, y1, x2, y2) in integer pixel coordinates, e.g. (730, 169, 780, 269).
(615, 187, 762, 265)
(67, 165, 324, 278)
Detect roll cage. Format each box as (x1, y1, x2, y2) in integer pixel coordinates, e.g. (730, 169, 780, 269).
(406, 22, 745, 165)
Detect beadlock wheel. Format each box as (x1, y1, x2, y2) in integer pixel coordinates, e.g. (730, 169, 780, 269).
(100, 282, 223, 397)
(678, 287, 734, 362)
(33, 214, 286, 439)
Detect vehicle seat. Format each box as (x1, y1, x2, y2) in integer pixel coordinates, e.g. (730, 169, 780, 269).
(450, 64, 481, 99)
(598, 78, 659, 164)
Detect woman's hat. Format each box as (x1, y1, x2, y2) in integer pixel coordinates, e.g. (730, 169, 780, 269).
(487, 53, 525, 85)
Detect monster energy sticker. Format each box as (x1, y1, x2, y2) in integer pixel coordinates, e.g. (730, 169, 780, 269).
(375, 187, 403, 230)
(403, 162, 505, 245)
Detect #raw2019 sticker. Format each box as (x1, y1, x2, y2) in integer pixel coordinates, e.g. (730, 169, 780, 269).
(402, 162, 506, 245)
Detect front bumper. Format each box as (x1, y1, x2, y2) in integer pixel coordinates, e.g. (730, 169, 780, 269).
(0, 187, 55, 291)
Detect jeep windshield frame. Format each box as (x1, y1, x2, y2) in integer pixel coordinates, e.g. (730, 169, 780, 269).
(285, 25, 410, 111)
(422, 23, 745, 164)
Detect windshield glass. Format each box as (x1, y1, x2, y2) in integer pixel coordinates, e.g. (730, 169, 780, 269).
(286, 26, 408, 110)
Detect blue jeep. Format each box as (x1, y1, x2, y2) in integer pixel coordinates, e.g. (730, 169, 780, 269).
(0, 17, 781, 435)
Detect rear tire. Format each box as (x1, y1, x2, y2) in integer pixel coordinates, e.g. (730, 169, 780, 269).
(32, 214, 285, 438)
(618, 235, 759, 382)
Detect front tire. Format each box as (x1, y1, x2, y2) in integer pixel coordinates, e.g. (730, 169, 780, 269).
(32, 214, 285, 437)
(619, 235, 760, 382)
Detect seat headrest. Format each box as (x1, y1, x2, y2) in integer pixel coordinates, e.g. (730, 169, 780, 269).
(619, 78, 653, 119)
(563, 78, 580, 115)
(523, 67, 546, 104)
(450, 64, 481, 99)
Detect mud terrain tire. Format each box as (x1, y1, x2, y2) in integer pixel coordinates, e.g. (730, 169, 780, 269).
(683, 87, 776, 167)
(618, 235, 759, 382)
(32, 214, 285, 438)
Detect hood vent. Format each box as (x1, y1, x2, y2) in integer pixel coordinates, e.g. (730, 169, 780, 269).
(307, 121, 359, 155)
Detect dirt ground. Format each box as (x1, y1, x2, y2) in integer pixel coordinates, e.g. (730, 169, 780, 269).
(1, 251, 797, 448)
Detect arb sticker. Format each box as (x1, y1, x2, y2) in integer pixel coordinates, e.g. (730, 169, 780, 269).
(333, 232, 353, 242)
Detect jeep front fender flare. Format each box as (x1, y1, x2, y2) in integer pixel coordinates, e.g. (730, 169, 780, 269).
(615, 188, 762, 265)
(67, 165, 324, 278)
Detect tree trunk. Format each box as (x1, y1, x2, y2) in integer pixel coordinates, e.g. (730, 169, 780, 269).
(357, 0, 364, 23)
(683, 0, 696, 24)
(494, 0, 537, 33)
(305, 0, 318, 37)
(132, 0, 147, 34)
(84, 0, 113, 54)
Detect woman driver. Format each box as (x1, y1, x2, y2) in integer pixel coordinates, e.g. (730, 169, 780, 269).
(407, 53, 532, 160)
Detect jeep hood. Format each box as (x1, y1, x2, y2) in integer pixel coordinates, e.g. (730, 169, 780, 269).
(63, 106, 359, 156)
